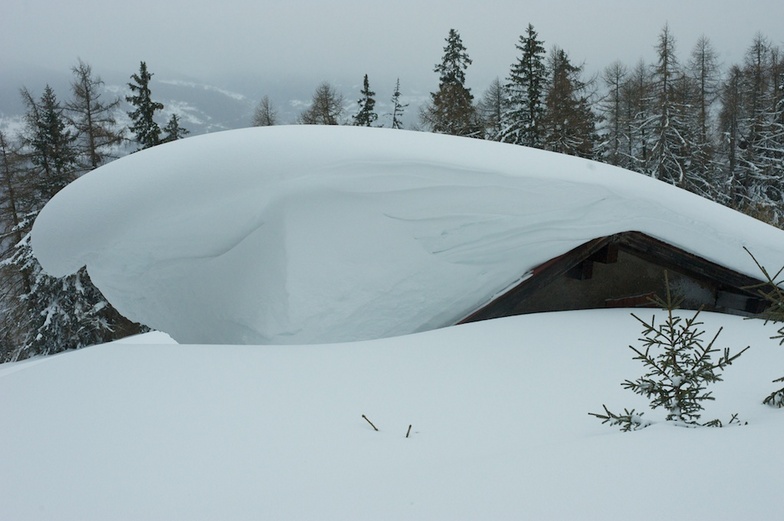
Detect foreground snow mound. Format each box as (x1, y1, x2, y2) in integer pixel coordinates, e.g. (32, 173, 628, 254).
(31, 126, 784, 344)
(1, 311, 783, 520)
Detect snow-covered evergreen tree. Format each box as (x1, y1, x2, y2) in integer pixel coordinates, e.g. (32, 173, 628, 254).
(717, 36, 784, 224)
(352, 74, 378, 127)
(1, 86, 128, 362)
(126, 61, 164, 150)
(500, 24, 547, 147)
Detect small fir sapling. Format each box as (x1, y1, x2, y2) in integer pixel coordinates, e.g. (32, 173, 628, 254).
(744, 248, 784, 407)
(591, 272, 749, 430)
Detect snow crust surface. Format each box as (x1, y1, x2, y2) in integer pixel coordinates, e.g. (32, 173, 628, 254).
(31, 126, 784, 344)
(2, 311, 783, 520)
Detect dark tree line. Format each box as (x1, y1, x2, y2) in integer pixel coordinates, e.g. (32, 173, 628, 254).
(417, 26, 784, 225)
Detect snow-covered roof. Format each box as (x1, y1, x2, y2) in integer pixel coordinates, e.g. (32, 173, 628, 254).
(31, 126, 784, 344)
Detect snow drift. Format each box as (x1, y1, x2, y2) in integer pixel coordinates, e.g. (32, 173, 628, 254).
(2, 311, 784, 520)
(31, 126, 784, 344)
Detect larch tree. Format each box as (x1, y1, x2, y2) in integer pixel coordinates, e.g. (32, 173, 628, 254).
(725, 35, 783, 223)
(352, 74, 378, 127)
(501, 24, 547, 147)
(0, 131, 28, 356)
(66, 59, 125, 170)
(622, 60, 655, 174)
(477, 77, 505, 141)
(686, 36, 721, 188)
(420, 28, 481, 137)
(299, 82, 345, 125)
(647, 24, 691, 187)
(126, 61, 164, 150)
(252, 95, 277, 127)
(597, 61, 628, 167)
(718, 65, 746, 209)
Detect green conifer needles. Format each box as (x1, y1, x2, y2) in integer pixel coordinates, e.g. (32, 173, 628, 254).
(592, 273, 749, 430)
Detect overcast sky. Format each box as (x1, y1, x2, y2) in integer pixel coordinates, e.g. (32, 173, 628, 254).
(3, 0, 783, 95)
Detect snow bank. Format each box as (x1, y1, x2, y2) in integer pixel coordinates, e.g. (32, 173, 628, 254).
(2, 310, 783, 520)
(31, 126, 784, 344)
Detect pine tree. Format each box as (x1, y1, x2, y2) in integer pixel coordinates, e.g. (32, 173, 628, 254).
(161, 113, 190, 143)
(352, 74, 378, 127)
(389, 78, 407, 130)
(252, 95, 277, 127)
(421, 29, 481, 137)
(501, 24, 547, 147)
(541, 47, 596, 158)
(126, 61, 164, 150)
(299, 82, 344, 125)
(66, 59, 125, 170)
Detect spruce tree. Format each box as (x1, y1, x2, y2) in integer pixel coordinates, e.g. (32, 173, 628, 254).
(126, 61, 164, 150)
(389, 78, 407, 130)
(352, 74, 378, 127)
(541, 47, 596, 158)
(591, 274, 748, 430)
(20, 85, 78, 204)
(421, 29, 481, 137)
(501, 24, 547, 147)
(161, 113, 190, 143)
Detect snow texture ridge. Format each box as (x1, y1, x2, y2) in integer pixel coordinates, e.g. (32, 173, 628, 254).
(31, 126, 784, 344)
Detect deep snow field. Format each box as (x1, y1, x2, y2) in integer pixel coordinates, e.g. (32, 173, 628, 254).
(2, 310, 784, 520)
